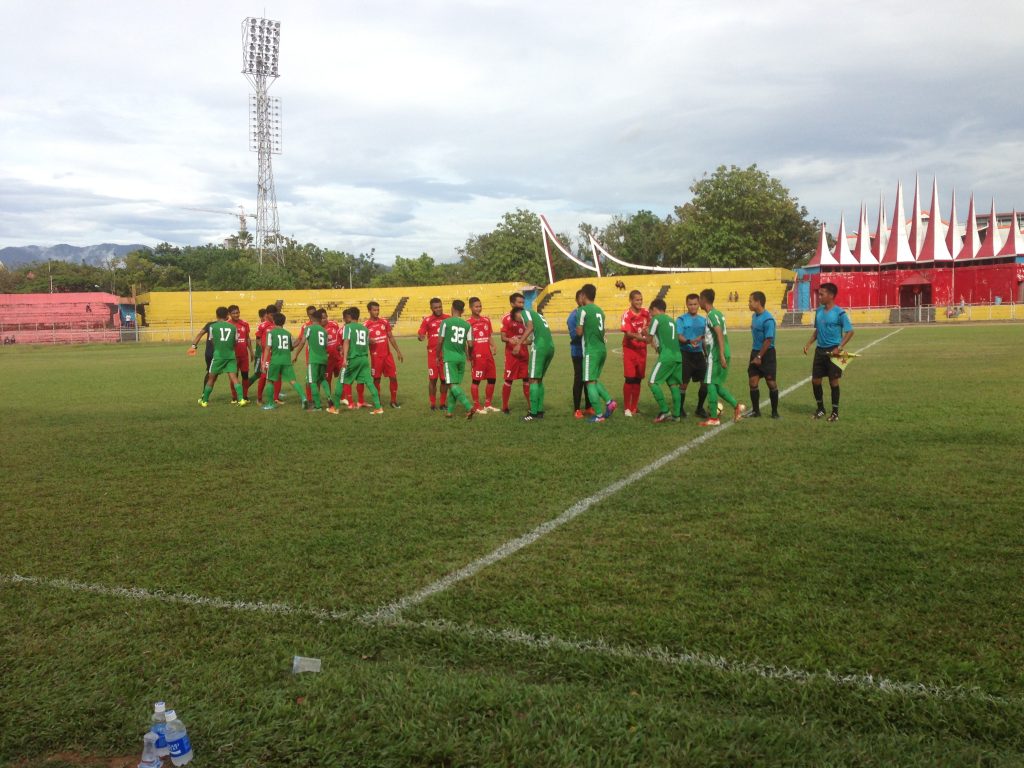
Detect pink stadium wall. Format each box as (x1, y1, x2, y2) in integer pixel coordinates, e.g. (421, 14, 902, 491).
(0, 292, 131, 344)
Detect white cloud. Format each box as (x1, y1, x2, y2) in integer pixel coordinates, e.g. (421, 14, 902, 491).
(1, 0, 1022, 261)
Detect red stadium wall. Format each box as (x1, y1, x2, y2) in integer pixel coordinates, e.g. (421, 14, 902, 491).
(791, 261, 1023, 309)
(0, 292, 130, 344)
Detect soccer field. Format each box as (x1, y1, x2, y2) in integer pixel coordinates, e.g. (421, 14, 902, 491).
(2, 324, 1023, 767)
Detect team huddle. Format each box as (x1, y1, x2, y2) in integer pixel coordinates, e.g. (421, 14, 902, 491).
(189, 282, 855, 423)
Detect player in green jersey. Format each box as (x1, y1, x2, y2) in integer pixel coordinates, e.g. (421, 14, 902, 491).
(292, 310, 333, 412)
(646, 298, 683, 423)
(198, 306, 247, 407)
(262, 313, 307, 411)
(437, 299, 475, 419)
(338, 306, 383, 415)
(699, 288, 744, 426)
(515, 306, 554, 421)
(576, 283, 617, 422)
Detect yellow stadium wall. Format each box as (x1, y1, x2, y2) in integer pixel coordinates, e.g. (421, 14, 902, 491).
(535, 269, 794, 332)
(137, 282, 535, 342)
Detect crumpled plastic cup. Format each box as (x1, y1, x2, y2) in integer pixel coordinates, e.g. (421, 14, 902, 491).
(292, 656, 322, 674)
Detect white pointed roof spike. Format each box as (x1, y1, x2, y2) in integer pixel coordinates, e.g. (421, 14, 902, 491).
(907, 174, 924, 257)
(918, 177, 952, 263)
(946, 189, 962, 257)
(872, 193, 888, 259)
(881, 180, 915, 264)
(974, 198, 1004, 260)
(854, 203, 877, 265)
(833, 213, 858, 265)
(997, 210, 1024, 257)
(807, 222, 836, 267)
(957, 193, 981, 261)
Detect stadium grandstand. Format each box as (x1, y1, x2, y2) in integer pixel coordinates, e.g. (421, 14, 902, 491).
(535, 268, 793, 330)
(0, 292, 135, 344)
(137, 282, 535, 341)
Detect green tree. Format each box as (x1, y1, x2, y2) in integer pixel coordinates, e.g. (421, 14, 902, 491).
(458, 209, 550, 285)
(596, 210, 672, 274)
(673, 164, 820, 269)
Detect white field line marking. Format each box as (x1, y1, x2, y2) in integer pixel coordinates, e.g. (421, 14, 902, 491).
(3, 565, 1014, 705)
(363, 328, 905, 623)
(0, 573, 352, 621)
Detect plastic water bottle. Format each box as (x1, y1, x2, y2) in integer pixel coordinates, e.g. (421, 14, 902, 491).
(150, 701, 170, 757)
(137, 731, 162, 768)
(164, 709, 193, 766)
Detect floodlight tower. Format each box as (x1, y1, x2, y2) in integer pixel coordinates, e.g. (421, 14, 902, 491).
(242, 17, 283, 267)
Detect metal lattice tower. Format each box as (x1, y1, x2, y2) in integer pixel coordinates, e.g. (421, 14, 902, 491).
(242, 17, 283, 267)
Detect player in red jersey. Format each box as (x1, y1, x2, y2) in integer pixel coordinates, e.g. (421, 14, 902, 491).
(417, 297, 449, 410)
(499, 292, 531, 414)
(322, 307, 344, 396)
(298, 305, 317, 407)
(227, 305, 254, 401)
(467, 296, 498, 413)
(366, 301, 404, 408)
(254, 304, 278, 404)
(620, 290, 650, 417)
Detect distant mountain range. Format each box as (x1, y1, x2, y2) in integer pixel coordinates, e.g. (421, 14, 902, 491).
(0, 243, 151, 269)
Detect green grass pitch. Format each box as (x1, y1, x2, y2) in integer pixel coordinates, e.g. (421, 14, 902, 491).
(1, 324, 1022, 766)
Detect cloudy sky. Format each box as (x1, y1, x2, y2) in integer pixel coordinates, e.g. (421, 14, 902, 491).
(2, 0, 1022, 262)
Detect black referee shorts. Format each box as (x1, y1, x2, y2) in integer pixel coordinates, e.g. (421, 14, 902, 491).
(812, 347, 843, 379)
(747, 347, 777, 379)
(681, 349, 707, 383)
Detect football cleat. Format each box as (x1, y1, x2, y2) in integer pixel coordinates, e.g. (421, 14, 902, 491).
(359, 402, 371, 408)
(743, 410, 761, 418)
(502, 408, 511, 415)
(653, 412, 671, 423)
(309, 407, 322, 412)
(274, 399, 285, 405)
(771, 411, 781, 419)
(589, 415, 606, 423)
(444, 412, 453, 419)
(827, 412, 839, 422)
(466, 408, 475, 420)
(604, 400, 618, 419)
(623, 409, 633, 418)
(371, 408, 384, 415)
(486, 405, 501, 413)
(475, 407, 488, 415)
(340, 399, 350, 407)
(584, 407, 596, 416)
(670, 416, 681, 422)
(262, 404, 276, 411)
(698, 418, 721, 427)
(695, 408, 710, 419)
(574, 409, 584, 419)
(326, 406, 339, 414)
(390, 402, 401, 409)
(237, 399, 249, 407)
(522, 413, 536, 422)
(733, 403, 746, 422)
(813, 409, 826, 419)
(198, 399, 208, 408)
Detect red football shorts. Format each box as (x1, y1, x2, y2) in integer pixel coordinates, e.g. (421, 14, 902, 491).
(504, 351, 528, 382)
(327, 351, 343, 376)
(234, 348, 250, 374)
(371, 352, 397, 378)
(622, 347, 647, 379)
(472, 352, 497, 382)
(426, 353, 441, 381)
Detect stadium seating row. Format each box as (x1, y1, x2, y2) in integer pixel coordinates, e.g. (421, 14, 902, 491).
(138, 282, 534, 339)
(0, 294, 126, 344)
